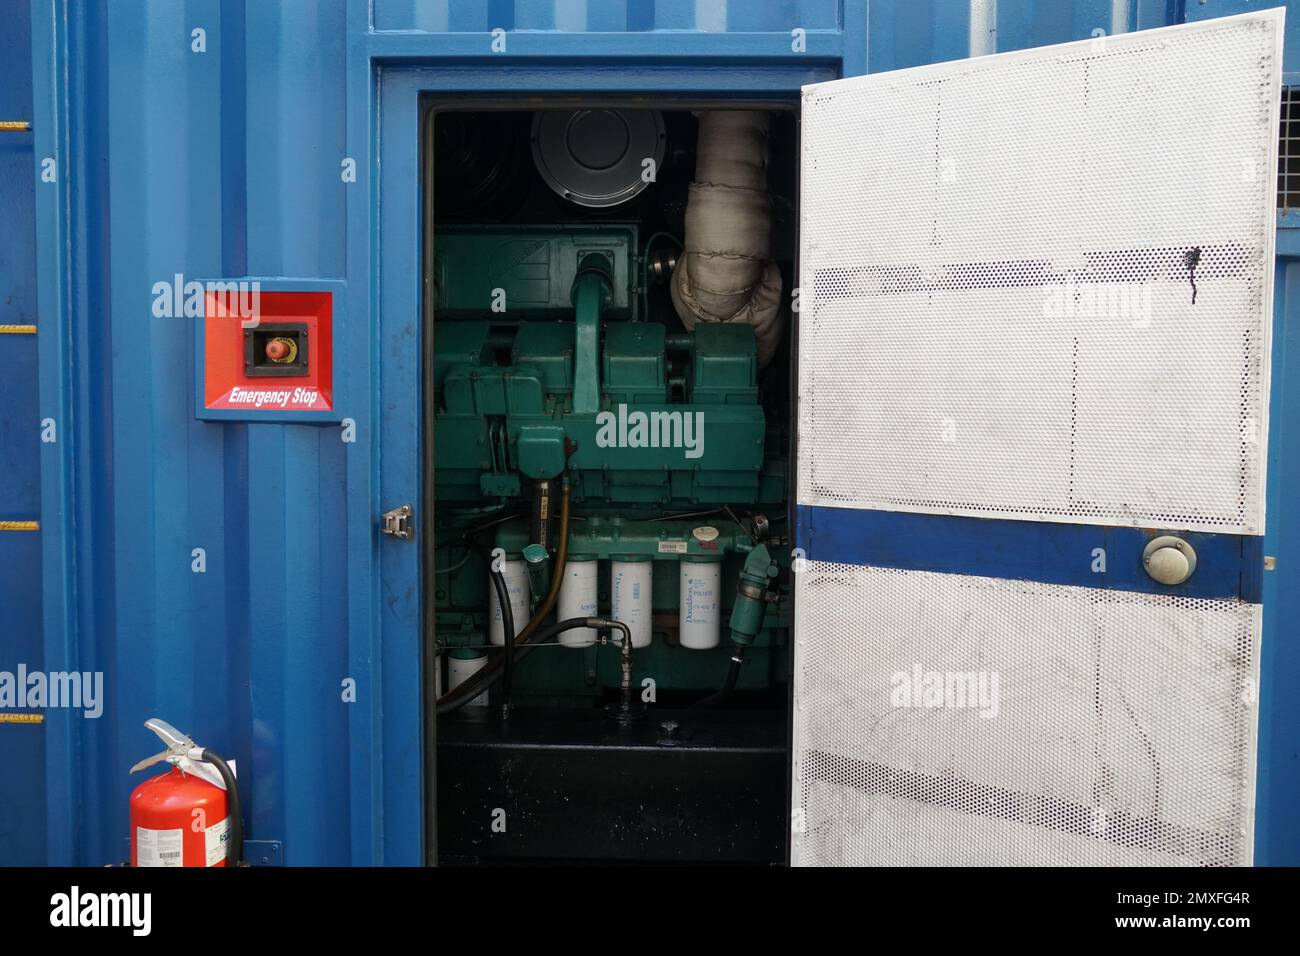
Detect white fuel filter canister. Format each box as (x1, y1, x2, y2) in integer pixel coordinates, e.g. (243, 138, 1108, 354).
(611, 557, 653, 649)
(679, 557, 721, 649)
(447, 648, 490, 707)
(558, 555, 599, 647)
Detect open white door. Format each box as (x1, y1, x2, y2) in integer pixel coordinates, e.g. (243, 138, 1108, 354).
(792, 9, 1283, 866)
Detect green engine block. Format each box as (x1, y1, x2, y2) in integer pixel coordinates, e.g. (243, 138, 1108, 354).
(431, 225, 783, 507)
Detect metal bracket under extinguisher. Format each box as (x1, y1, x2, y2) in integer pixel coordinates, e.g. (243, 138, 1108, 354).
(129, 718, 245, 867)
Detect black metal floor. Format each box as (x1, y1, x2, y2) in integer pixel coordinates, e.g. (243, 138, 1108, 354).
(436, 707, 787, 864)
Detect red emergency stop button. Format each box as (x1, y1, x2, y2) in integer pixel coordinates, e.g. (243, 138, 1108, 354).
(265, 337, 298, 364)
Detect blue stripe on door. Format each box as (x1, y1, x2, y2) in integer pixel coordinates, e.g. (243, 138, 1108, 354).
(796, 504, 1263, 604)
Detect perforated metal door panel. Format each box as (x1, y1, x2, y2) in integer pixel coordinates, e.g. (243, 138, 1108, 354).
(792, 11, 1280, 867)
(792, 564, 1260, 867)
(798, 11, 1282, 534)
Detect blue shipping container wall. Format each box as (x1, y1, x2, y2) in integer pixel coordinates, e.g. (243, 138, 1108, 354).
(0, 0, 1297, 865)
(0, 0, 44, 867)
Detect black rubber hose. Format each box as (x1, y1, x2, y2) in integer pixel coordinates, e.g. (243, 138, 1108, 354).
(436, 483, 572, 713)
(692, 645, 748, 710)
(489, 564, 514, 717)
(198, 748, 242, 866)
(438, 617, 614, 717)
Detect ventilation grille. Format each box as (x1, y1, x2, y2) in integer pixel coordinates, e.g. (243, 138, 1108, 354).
(792, 563, 1261, 866)
(1281, 86, 1300, 211)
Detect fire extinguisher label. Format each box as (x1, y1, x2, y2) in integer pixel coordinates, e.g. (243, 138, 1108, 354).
(204, 816, 231, 867)
(136, 826, 184, 867)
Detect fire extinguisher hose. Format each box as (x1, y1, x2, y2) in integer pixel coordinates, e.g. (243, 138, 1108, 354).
(198, 748, 243, 867)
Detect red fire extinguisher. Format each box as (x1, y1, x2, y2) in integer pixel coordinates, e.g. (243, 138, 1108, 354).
(129, 718, 243, 867)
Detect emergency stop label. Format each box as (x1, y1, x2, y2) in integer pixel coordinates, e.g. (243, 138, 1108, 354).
(136, 826, 184, 867)
(210, 385, 329, 411)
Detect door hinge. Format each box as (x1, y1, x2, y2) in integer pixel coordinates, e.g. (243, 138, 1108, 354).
(382, 505, 414, 540)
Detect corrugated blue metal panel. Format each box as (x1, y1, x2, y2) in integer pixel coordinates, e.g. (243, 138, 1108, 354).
(373, 0, 841, 33)
(0, 0, 44, 867)
(21, 0, 361, 866)
(1258, 245, 1300, 865)
(10, 0, 1299, 867)
(241, 0, 353, 868)
(866, 0, 1185, 72)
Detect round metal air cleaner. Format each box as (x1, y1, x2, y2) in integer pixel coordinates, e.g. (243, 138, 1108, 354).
(531, 109, 666, 208)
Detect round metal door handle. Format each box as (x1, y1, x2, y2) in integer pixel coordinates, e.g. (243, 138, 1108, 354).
(1143, 535, 1197, 586)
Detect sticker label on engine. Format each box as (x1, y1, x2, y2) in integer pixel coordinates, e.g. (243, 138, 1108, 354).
(136, 826, 184, 867)
(657, 541, 688, 554)
(204, 816, 231, 867)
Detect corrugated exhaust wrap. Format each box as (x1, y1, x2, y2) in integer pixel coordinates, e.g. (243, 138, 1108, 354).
(671, 111, 784, 368)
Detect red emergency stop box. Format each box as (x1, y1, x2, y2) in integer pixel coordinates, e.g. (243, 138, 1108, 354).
(202, 288, 334, 415)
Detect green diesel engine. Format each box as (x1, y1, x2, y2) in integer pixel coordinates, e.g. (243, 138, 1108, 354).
(430, 225, 789, 707)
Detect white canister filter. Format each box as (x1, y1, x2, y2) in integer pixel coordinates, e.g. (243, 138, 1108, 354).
(558, 556, 599, 647)
(610, 559, 653, 649)
(679, 559, 721, 649)
(447, 649, 489, 707)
